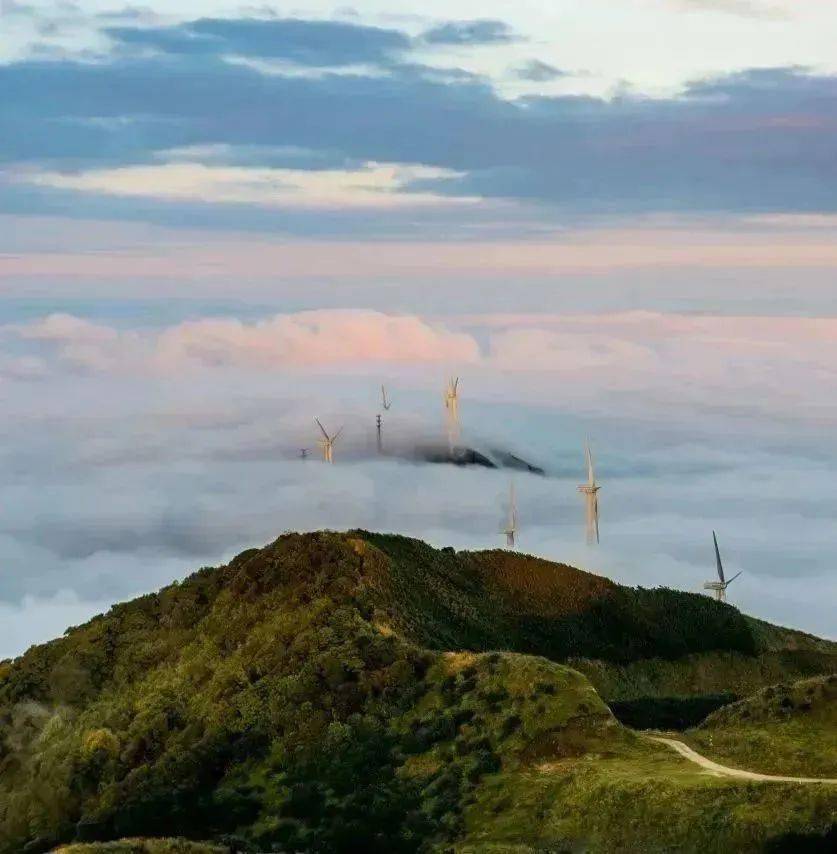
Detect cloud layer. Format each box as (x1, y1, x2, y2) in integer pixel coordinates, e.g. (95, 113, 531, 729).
(2, 4, 836, 664)
(9, 309, 836, 427)
(2, 8, 837, 235)
(11, 310, 480, 372)
(2, 305, 836, 660)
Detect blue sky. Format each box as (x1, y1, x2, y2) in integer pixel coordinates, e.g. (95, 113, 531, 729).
(1, 0, 836, 656)
(3, 0, 837, 235)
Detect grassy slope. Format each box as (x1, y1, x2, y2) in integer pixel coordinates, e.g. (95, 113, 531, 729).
(0, 532, 834, 854)
(685, 674, 837, 777)
(54, 841, 226, 854)
(358, 532, 837, 702)
(458, 751, 837, 854)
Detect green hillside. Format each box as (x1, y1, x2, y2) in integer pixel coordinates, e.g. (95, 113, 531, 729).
(54, 842, 226, 854)
(357, 532, 836, 709)
(685, 674, 837, 777)
(0, 531, 834, 853)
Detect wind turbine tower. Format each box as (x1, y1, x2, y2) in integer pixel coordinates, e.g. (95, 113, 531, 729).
(314, 418, 342, 463)
(444, 377, 461, 449)
(376, 413, 383, 454)
(503, 481, 518, 549)
(704, 532, 742, 602)
(577, 439, 601, 545)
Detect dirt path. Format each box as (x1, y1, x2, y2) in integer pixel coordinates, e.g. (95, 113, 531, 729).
(646, 736, 837, 784)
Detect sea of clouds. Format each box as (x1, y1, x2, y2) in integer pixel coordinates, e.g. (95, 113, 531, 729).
(1, 305, 835, 658)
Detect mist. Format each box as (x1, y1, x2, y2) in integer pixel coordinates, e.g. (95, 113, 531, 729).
(1, 306, 835, 659)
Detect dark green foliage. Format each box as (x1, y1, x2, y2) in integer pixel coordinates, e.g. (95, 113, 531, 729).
(360, 533, 776, 662)
(764, 824, 837, 853)
(685, 674, 837, 777)
(55, 841, 228, 853)
(609, 693, 738, 730)
(0, 534, 518, 853)
(700, 673, 837, 730)
(0, 531, 834, 854)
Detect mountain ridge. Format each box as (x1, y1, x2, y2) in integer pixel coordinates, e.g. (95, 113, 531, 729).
(0, 531, 834, 853)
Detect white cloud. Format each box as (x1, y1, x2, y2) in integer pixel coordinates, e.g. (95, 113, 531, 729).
(155, 310, 481, 368)
(9, 310, 481, 373)
(676, 0, 788, 20)
(22, 161, 479, 210)
(8, 310, 837, 425)
(2, 306, 836, 658)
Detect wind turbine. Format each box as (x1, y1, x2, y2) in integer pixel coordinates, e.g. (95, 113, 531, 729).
(381, 385, 392, 411)
(502, 481, 518, 549)
(704, 532, 742, 602)
(444, 377, 460, 449)
(314, 418, 342, 463)
(577, 439, 601, 545)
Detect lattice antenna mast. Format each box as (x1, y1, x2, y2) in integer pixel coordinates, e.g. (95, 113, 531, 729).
(444, 376, 460, 450)
(314, 417, 342, 463)
(703, 531, 742, 602)
(577, 438, 601, 545)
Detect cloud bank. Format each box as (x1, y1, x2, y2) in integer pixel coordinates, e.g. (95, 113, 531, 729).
(9, 309, 836, 427)
(2, 304, 836, 660)
(2, 8, 837, 237)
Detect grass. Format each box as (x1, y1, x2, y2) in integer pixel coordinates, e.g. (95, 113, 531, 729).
(568, 647, 837, 702)
(457, 739, 837, 853)
(53, 841, 227, 854)
(684, 674, 837, 777)
(357, 532, 834, 672)
(1, 531, 835, 853)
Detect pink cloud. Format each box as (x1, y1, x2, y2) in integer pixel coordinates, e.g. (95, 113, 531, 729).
(7, 308, 837, 423)
(479, 311, 837, 420)
(155, 310, 480, 368)
(9, 310, 479, 373)
(19, 313, 119, 343)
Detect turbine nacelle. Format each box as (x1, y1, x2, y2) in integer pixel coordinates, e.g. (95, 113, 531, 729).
(704, 532, 742, 602)
(501, 481, 517, 549)
(314, 417, 343, 463)
(577, 439, 601, 545)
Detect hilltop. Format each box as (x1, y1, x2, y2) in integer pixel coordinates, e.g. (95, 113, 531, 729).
(353, 532, 835, 711)
(0, 531, 834, 853)
(685, 674, 837, 778)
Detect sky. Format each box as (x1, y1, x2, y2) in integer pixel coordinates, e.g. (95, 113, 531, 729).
(1, 0, 836, 658)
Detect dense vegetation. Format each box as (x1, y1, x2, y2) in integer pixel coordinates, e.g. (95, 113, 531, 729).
(0, 532, 834, 853)
(686, 674, 837, 777)
(361, 534, 760, 662)
(609, 692, 737, 730)
(359, 533, 836, 710)
(55, 842, 226, 854)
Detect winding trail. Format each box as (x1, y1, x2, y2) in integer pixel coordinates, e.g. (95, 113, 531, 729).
(646, 736, 837, 784)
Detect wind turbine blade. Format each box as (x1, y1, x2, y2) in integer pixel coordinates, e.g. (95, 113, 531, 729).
(332, 426, 344, 442)
(453, 377, 459, 393)
(593, 492, 600, 543)
(713, 531, 725, 583)
(586, 441, 595, 485)
(726, 571, 742, 586)
(315, 418, 330, 440)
